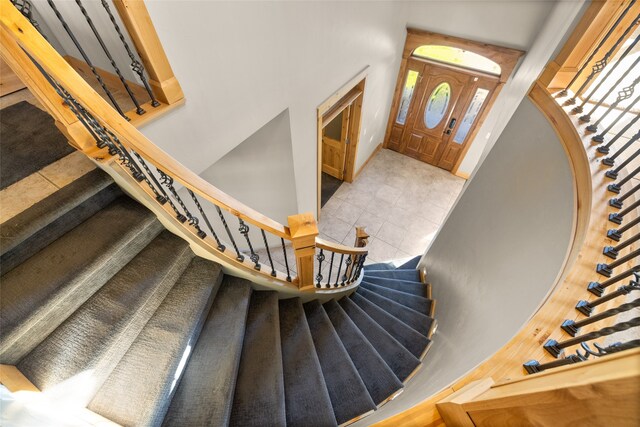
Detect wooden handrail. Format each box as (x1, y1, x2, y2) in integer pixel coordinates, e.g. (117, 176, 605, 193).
(315, 237, 369, 255)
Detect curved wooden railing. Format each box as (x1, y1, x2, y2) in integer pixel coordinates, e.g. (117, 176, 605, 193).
(0, 0, 367, 293)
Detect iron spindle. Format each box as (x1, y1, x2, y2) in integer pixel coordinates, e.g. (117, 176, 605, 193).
(601, 129, 640, 164)
(597, 248, 640, 277)
(335, 254, 344, 287)
(586, 88, 640, 134)
(100, 0, 160, 107)
(327, 252, 335, 286)
(281, 238, 292, 282)
(130, 152, 168, 204)
(609, 199, 640, 224)
(559, 0, 636, 97)
(189, 190, 230, 246)
(342, 256, 352, 285)
(157, 170, 207, 239)
(607, 216, 640, 242)
(316, 249, 325, 288)
(576, 280, 640, 316)
(588, 265, 640, 296)
(573, 16, 640, 110)
(606, 149, 640, 178)
(238, 219, 260, 270)
(562, 298, 640, 336)
(261, 230, 276, 277)
(574, 32, 640, 114)
(47, 0, 126, 118)
(75, 0, 145, 115)
(216, 206, 243, 261)
(596, 116, 639, 152)
(544, 317, 640, 357)
(609, 180, 640, 208)
(608, 165, 640, 193)
(604, 232, 640, 258)
(523, 355, 583, 374)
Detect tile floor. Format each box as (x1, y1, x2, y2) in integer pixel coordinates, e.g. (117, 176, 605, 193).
(318, 148, 465, 264)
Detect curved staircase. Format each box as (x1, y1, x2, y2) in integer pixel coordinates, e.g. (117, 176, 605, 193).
(1, 169, 437, 426)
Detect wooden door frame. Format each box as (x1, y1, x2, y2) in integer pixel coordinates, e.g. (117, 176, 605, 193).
(317, 68, 367, 219)
(383, 28, 524, 178)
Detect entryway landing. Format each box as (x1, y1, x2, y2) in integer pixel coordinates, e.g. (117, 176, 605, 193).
(319, 148, 463, 264)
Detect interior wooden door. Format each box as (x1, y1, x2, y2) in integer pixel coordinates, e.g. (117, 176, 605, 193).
(322, 106, 351, 180)
(400, 64, 471, 164)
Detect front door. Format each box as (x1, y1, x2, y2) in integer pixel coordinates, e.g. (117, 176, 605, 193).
(387, 58, 497, 171)
(322, 106, 351, 180)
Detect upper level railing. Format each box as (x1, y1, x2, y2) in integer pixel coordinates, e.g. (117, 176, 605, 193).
(0, 0, 368, 293)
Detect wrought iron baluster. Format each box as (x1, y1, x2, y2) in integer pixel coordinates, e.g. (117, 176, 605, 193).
(588, 265, 640, 296)
(47, 0, 126, 118)
(574, 32, 640, 114)
(562, 298, 640, 336)
(355, 254, 366, 281)
(335, 253, 344, 287)
(188, 189, 224, 248)
(609, 199, 640, 224)
(342, 256, 352, 286)
(609, 180, 640, 208)
(608, 165, 640, 194)
(607, 216, 640, 242)
(238, 219, 260, 270)
(316, 249, 325, 288)
(281, 238, 292, 282)
(606, 149, 640, 178)
(559, 0, 636, 98)
(157, 169, 202, 233)
(100, 0, 159, 107)
(571, 15, 640, 109)
(523, 354, 584, 374)
(326, 252, 335, 287)
(261, 230, 276, 277)
(544, 317, 640, 357)
(216, 206, 243, 261)
(603, 232, 640, 259)
(602, 129, 640, 165)
(586, 85, 640, 133)
(576, 280, 640, 316)
(130, 151, 167, 204)
(75, 0, 144, 115)
(596, 115, 639, 151)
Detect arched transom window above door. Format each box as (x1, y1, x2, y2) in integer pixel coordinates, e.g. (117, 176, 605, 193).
(413, 45, 502, 76)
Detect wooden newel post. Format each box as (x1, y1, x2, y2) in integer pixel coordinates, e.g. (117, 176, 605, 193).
(287, 212, 319, 290)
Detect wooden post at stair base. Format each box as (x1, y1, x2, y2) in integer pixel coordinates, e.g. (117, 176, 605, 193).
(287, 213, 319, 290)
(346, 226, 368, 279)
(112, 0, 184, 105)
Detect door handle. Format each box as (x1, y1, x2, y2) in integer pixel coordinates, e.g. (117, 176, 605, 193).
(445, 118, 457, 135)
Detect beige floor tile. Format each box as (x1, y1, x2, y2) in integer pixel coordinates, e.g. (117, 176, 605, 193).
(367, 237, 398, 262)
(40, 151, 96, 188)
(376, 221, 406, 247)
(334, 200, 364, 225)
(0, 173, 58, 222)
(375, 184, 402, 205)
(318, 215, 352, 242)
(321, 196, 343, 217)
(355, 210, 385, 236)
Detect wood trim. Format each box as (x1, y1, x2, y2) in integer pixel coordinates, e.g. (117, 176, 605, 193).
(322, 88, 362, 127)
(112, 0, 184, 104)
(288, 213, 319, 290)
(0, 57, 25, 95)
(0, 364, 39, 392)
(353, 142, 383, 181)
(383, 28, 524, 175)
(315, 237, 368, 255)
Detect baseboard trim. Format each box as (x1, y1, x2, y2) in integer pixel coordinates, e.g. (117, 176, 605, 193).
(353, 142, 382, 181)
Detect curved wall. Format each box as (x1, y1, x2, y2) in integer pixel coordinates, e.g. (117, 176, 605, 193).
(357, 96, 576, 424)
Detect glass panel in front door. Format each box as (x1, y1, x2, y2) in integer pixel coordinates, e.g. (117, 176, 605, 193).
(396, 70, 419, 125)
(453, 88, 489, 144)
(424, 82, 451, 129)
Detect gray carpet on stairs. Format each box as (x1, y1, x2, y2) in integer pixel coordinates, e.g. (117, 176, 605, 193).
(361, 281, 433, 315)
(230, 291, 286, 427)
(17, 231, 192, 395)
(304, 300, 376, 424)
(279, 298, 336, 427)
(0, 101, 75, 189)
(163, 277, 253, 427)
(0, 197, 161, 363)
(338, 297, 420, 382)
(362, 275, 428, 297)
(363, 262, 395, 271)
(363, 269, 421, 282)
(398, 256, 421, 270)
(323, 300, 403, 405)
(88, 258, 223, 427)
(0, 169, 121, 274)
(355, 287, 433, 338)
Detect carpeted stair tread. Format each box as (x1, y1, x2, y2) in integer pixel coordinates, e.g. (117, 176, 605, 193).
(0, 196, 161, 363)
(350, 293, 431, 359)
(278, 298, 336, 427)
(17, 231, 193, 395)
(398, 256, 421, 270)
(356, 287, 433, 337)
(323, 300, 403, 405)
(230, 291, 286, 427)
(361, 276, 428, 297)
(363, 262, 395, 271)
(304, 300, 376, 424)
(361, 281, 433, 315)
(363, 269, 421, 282)
(0, 169, 121, 274)
(338, 297, 420, 382)
(88, 257, 223, 427)
(163, 277, 252, 427)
